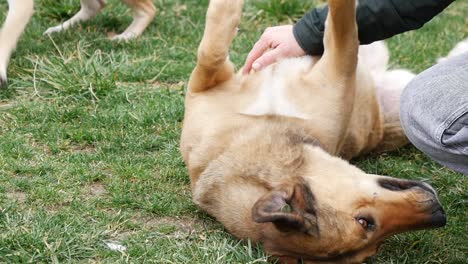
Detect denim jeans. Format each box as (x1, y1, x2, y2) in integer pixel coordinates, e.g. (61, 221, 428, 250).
(400, 52, 468, 175)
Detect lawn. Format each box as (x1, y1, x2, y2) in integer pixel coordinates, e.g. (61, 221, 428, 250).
(0, 0, 467, 263)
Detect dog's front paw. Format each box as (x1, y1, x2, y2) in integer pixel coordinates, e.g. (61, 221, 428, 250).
(110, 31, 138, 41)
(43, 25, 64, 35)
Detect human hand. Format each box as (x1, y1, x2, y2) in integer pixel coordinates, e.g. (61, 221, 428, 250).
(243, 25, 306, 74)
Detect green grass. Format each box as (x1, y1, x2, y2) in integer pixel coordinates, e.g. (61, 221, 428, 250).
(0, 0, 467, 263)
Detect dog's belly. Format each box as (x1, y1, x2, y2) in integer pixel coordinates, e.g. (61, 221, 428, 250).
(240, 57, 318, 119)
(240, 73, 307, 119)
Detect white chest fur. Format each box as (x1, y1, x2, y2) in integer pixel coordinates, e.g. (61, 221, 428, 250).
(240, 57, 317, 119)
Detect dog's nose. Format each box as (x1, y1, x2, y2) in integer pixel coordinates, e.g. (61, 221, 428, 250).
(378, 178, 435, 195)
(428, 204, 447, 228)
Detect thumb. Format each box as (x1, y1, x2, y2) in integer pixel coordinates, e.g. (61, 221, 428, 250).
(252, 48, 283, 71)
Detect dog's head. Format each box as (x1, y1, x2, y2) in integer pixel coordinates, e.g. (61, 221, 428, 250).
(252, 149, 445, 263)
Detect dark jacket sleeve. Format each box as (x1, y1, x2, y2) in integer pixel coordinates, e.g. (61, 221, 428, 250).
(293, 0, 455, 55)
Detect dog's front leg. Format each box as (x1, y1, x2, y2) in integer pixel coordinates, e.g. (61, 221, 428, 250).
(43, 0, 106, 36)
(110, 0, 156, 41)
(188, 0, 244, 92)
(307, 0, 359, 153)
(0, 0, 34, 88)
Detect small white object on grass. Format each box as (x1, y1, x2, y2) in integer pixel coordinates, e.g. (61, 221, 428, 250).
(105, 241, 127, 252)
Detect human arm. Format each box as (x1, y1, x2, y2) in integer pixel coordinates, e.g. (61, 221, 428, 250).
(243, 0, 455, 73)
(295, 0, 455, 55)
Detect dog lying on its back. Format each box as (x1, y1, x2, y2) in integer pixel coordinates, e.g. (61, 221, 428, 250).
(181, 0, 446, 263)
(0, 0, 156, 87)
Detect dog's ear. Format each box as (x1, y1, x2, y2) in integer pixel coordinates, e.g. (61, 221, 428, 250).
(252, 181, 319, 236)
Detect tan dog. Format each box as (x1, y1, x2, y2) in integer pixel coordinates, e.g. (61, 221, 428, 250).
(180, 0, 446, 263)
(0, 0, 155, 87)
(43, 0, 156, 41)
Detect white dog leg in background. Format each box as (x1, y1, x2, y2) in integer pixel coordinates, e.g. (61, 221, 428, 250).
(0, 0, 34, 88)
(437, 38, 468, 63)
(43, 0, 107, 36)
(358, 41, 390, 79)
(111, 0, 156, 41)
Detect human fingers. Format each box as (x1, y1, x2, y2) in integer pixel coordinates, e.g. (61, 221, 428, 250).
(243, 36, 271, 74)
(250, 47, 284, 72)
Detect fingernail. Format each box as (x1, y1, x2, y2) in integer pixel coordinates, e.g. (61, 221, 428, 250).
(252, 62, 261, 71)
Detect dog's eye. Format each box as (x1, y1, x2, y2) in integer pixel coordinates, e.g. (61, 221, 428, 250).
(358, 218, 368, 228)
(356, 217, 375, 231)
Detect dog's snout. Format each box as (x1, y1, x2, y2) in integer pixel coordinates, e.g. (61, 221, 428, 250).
(378, 178, 435, 195)
(376, 178, 446, 231)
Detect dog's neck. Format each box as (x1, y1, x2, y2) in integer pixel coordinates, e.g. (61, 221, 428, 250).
(191, 120, 321, 240)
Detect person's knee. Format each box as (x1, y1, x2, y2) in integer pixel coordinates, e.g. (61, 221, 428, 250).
(400, 54, 467, 152)
(401, 92, 468, 174)
(399, 75, 432, 150)
(399, 60, 468, 174)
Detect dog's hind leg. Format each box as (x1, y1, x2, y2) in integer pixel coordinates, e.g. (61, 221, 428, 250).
(188, 0, 244, 92)
(373, 69, 415, 152)
(0, 0, 34, 88)
(44, 0, 106, 36)
(110, 0, 156, 41)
